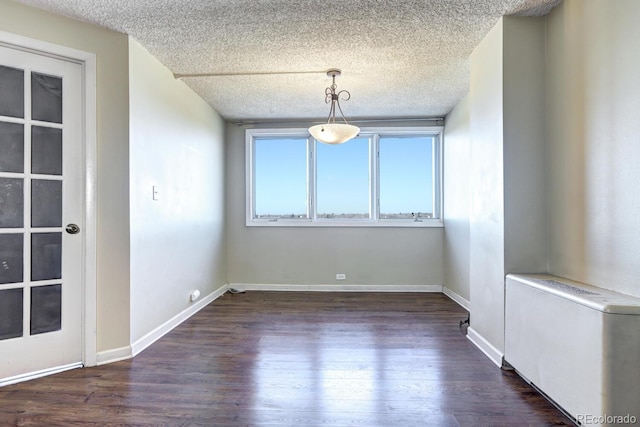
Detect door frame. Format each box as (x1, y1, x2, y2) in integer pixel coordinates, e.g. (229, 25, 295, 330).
(0, 31, 98, 368)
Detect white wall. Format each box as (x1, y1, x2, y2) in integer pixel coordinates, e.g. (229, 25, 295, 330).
(0, 0, 131, 352)
(128, 39, 226, 344)
(226, 123, 444, 289)
(447, 0, 640, 367)
(546, 0, 640, 298)
(467, 16, 546, 360)
(503, 17, 547, 274)
(468, 19, 506, 355)
(443, 95, 470, 304)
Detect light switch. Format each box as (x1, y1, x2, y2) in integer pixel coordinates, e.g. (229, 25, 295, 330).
(152, 185, 159, 201)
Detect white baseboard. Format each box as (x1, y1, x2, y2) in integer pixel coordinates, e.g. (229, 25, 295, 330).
(442, 286, 470, 310)
(96, 284, 229, 366)
(93, 284, 469, 368)
(96, 346, 133, 366)
(467, 326, 504, 368)
(0, 362, 83, 388)
(130, 284, 228, 358)
(228, 283, 443, 293)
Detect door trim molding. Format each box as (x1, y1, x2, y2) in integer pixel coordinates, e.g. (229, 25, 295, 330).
(0, 31, 98, 367)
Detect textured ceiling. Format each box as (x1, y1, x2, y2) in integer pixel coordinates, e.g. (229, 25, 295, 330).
(16, 0, 560, 121)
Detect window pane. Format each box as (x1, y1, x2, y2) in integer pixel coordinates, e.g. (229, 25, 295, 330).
(254, 138, 308, 219)
(316, 137, 370, 219)
(32, 126, 63, 175)
(31, 232, 62, 281)
(379, 136, 434, 219)
(0, 288, 23, 341)
(0, 65, 24, 119)
(0, 233, 24, 285)
(31, 72, 62, 124)
(32, 180, 62, 228)
(0, 177, 24, 228)
(31, 284, 62, 335)
(0, 121, 24, 173)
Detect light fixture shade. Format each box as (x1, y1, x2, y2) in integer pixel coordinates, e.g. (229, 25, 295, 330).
(309, 123, 360, 144)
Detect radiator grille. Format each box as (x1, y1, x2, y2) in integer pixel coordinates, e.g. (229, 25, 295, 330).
(533, 279, 599, 295)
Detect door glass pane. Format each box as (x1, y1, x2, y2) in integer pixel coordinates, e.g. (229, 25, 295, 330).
(0, 234, 24, 284)
(316, 137, 370, 219)
(379, 136, 434, 219)
(0, 178, 24, 228)
(31, 232, 61, 281)
(0, 288, 23, 340)
(30, 284, 61, 335)
(0, 65, 24, 119)
(31, 72, 62, 124)
(32, 180, 62, 228)
(0, 121, 24, 173)
(32, 126, 62, 175)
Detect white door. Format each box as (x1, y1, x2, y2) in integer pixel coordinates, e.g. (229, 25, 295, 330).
(0, 44, 84, 383)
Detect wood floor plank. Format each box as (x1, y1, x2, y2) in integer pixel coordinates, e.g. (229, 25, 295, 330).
(0, 292, 574, 426)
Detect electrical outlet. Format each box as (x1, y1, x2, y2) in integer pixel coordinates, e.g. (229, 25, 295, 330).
(336, 273, 346, 280)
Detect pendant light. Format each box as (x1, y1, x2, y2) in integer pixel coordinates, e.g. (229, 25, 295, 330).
(309, 69, 360, 144)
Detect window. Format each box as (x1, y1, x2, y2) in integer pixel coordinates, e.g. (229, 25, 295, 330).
(246, 127, 442, 227)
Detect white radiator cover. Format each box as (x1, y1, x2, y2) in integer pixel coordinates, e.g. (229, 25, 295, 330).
(505, 274, 640, 425)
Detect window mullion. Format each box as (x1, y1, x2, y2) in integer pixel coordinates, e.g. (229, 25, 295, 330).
(372, 134, 380, 221)
(434, 133, 442, 219)
(309, 137, 316, 221)
(246, 132, 255, 223)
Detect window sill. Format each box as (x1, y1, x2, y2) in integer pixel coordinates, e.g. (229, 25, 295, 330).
(245, 219, 443, 228)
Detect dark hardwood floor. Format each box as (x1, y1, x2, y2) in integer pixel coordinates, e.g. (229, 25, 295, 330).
(0, 292, 573, 426)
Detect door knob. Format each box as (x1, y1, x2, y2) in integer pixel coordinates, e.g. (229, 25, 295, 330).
(66, 224, 80, 234)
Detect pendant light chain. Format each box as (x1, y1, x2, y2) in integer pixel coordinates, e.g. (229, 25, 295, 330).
(324, 73, 352, 125)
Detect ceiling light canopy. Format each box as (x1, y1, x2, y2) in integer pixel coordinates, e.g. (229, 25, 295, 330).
(309, 69, 360, 145)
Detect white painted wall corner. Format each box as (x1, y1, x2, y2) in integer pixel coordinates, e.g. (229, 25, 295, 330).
(96, 284, 229, 365)
(443, 286, 470, 311)
(467, 326, 504, 368)
(130, 284, 229, 357)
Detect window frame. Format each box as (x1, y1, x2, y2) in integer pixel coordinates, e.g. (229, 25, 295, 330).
(246, 126, 443, 227)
